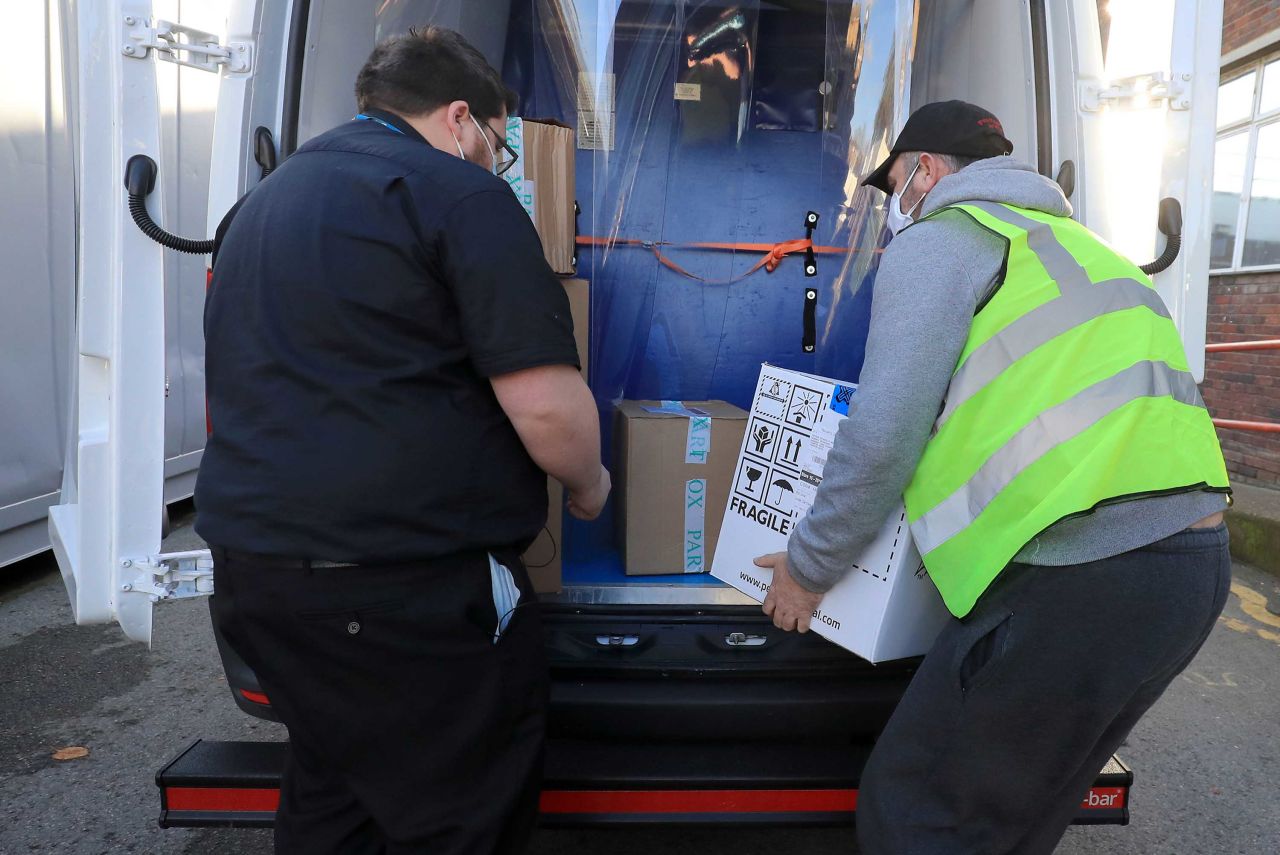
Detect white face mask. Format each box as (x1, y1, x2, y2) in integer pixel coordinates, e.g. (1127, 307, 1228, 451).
(886, 157, 926, 235)
(452, 114, 498, 175)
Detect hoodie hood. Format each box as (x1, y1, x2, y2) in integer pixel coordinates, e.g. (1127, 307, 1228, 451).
(918, 156, 1071, 220)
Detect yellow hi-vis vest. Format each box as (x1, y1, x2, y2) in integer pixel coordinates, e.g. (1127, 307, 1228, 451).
(903, 202, 1230, 618)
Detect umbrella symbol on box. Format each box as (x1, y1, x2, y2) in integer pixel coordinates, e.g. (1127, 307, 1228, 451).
(766, 478, 795, 513)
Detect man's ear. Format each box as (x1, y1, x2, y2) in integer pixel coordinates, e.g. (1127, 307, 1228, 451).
(919, 152, 949, 191)
(444, 100, 471, 132)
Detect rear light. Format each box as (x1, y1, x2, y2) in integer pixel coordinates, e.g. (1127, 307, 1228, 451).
(239, 689, 270, 705)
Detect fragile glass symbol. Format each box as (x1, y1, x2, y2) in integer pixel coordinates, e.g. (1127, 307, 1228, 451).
(744, 466, 763, 494)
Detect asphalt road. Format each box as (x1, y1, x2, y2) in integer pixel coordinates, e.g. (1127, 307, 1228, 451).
(2, 506, 1278, 854)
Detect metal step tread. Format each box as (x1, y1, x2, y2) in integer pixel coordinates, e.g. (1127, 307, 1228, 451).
(157, 740, 1131, 828)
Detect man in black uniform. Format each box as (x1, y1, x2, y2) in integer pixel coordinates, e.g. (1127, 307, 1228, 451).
(197, 27, 609, 854)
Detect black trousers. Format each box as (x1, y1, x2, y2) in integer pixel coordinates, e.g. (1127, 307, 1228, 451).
(209, 546, 548, 855)
(856, 524, 1232, 854)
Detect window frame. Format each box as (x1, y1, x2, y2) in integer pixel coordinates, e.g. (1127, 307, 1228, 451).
(1213, 50, 1280, 274)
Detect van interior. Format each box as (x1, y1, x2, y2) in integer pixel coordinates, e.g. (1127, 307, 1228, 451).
(274, 0, 1041, 597)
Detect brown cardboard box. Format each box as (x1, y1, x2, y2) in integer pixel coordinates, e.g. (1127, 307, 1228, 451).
(523, 479, 564, 594)
(521, 278, 590, 593)
(506, 118, 576, 275)
(560, 278, 589, 372)
(614, 400, 748, 575)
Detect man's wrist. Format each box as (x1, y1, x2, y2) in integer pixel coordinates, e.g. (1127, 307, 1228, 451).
(785, 543, 830, 594)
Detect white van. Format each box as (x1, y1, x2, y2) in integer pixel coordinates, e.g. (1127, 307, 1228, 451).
(0, 1, 215, 569)
(45, 0, 1219, 830)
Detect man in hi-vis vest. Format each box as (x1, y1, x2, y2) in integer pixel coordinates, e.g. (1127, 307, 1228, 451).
(754, 101, 1231, 854)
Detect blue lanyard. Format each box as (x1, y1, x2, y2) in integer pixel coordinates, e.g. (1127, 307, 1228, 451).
(354, 113, 405, 136)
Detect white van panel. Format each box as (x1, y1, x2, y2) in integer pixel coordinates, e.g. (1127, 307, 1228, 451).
(0, 0, 76, 566)
(294, 0, 512, 148)
(911, 0, 1039, 170)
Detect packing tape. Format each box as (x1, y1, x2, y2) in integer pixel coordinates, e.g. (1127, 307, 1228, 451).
(684, 478, 708, 573)
(685, 413, 711, 464)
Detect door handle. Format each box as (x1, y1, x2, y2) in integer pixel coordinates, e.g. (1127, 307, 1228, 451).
(595, 634, 640, 647)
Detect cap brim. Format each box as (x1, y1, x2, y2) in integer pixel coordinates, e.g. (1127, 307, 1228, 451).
(861, 152, 897, 194)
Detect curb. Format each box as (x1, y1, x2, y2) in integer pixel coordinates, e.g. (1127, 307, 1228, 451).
(1226, 511, 1280, 580)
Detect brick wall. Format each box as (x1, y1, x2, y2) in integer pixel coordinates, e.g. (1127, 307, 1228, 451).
(1202, 271, 1280, 487)
(1223, 0, 1280, 55)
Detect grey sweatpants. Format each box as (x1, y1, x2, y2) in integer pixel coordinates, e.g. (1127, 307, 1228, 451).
(857, 524, 1231, 855)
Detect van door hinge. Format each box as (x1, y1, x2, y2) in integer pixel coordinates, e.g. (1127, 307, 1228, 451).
(1079, 72, 1191, 112)
(119, 550, 214, 602)
(122, 16, 252, 74)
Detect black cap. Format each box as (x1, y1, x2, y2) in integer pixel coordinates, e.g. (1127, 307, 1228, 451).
(861, 100, 1014, 194)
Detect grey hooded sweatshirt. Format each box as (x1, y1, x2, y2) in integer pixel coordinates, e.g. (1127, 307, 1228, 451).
(786, 156, 1227, 595)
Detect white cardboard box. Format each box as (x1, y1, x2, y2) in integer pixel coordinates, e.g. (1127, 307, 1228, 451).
(710, 365, 951, 662)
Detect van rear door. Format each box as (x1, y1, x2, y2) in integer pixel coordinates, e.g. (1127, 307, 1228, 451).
(1048, 0, 1223, 379)
(49, 0, 287, 644)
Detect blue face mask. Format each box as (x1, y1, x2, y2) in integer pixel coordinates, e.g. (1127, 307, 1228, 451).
(886, 157, 925, 235)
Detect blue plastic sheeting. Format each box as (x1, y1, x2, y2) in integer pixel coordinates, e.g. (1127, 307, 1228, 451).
(565, 550, 730, 587)
(498, 1, 909, 578)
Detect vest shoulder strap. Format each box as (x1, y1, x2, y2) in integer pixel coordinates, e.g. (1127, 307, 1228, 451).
(914, 204, 1012, 313)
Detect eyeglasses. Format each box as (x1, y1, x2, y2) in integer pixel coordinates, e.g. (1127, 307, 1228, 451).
(482, 121, 520, 176)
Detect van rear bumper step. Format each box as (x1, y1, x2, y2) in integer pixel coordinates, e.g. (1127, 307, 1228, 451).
(158, 739, 1132, 828)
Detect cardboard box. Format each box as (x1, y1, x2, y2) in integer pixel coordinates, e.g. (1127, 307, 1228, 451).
(523, 479, 564, 594)
(710, 366, 950, 662)
(560, 278, 589, 372)
(615, 400, 748, 575)
(504, 117, 576, 275)
(521, 278, 589, 593)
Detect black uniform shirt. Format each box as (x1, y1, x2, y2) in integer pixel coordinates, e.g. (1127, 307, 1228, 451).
(195, 109, 580, 562)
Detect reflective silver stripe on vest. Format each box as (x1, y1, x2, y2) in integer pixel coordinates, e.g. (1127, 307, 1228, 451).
(935, 279, 1172, 431)
(931, 202, 1170, 432)
(912, 361, 1203, 556)
(967, 201, 1091, 291)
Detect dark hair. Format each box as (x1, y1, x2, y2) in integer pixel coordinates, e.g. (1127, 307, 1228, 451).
(354, 26, 517, 120)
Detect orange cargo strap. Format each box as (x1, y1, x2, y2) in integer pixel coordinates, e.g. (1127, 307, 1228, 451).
(575, 235, 873, 284)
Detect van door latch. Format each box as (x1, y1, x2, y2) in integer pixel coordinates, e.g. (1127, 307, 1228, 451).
(1079, 72, 1190, 112)
(725, 632, 767, 647)
(119, 550, 215, 603)
(122, 16, 253, 74)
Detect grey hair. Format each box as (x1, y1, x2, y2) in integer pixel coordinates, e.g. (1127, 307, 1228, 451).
(899, 151, 986, 174)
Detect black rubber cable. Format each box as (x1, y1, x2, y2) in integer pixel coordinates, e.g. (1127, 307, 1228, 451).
(125, 155, 217, 255)
(1139, 234, 1181, 276)
(127, 193, 217, 255)
(1138, 198, 1183, 276)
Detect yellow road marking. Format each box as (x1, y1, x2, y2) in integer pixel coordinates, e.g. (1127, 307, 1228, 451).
(1217, 581, 1280, 647)
(1220, 616, 1252, 634)
(1216, 616, 1280, 647)
(1230, 581, 1280, 629)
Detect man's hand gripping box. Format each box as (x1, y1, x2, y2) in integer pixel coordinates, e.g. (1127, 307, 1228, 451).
(710, 365, 950, 662)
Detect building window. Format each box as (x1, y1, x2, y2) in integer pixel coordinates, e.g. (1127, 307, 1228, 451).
(1214, 53, 1280, 271)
